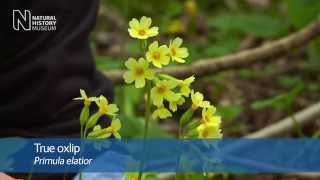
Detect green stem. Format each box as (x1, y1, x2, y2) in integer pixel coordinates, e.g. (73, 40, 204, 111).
(138, 81, 152, 180)
(138, 39, 149, 180)
(143, 81, 152, 139)
(27, 172, 32, 180)
(80, 125, 83, 138)
(289, 108, 304, 137)
(80, 124, 83, 180)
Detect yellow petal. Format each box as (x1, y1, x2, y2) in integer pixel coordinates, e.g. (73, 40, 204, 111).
(177, 47, 189, 58)
(159, 45, 170, 54)
(112, 119, 122, 130)
(135, 77, 146, 88)
(151, 88, 164, 107)
(172, 57, 186, 63)
(123, 71, 135, 84)
(129, 18, 140, 29)
(158, 107, 172, 119)
(108, 104, 119, 114)
(172, 37, 183, 47)
(185, 76, 195, 84)
(140, 16, 152, 28)
(167, 80, 178, 89)
(138, 58, 149, 68)
(99, 95, 108, 106)
(148, 27, 159, 37)
(145, 69, 155, 80)
(169, 101, 178, 112)
(165, 91, 180, 102)
(128, 29, 140, 39)
(114, 132, 121, 139)
(148, 41, 159, 51)
(125, 58, 138, 69)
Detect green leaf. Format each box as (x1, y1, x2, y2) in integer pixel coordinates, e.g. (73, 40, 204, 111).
(208, 14, 288, 38)
(217, 105, 243, 120)
(119, 116, 171, 138)
(85, 113, 101, 130)
(251, 85, 304, 110)
(205, 37, 240, 57)
(277, 76, 303, 88)
(115, 86, 143, 117)
(286, 0, 320, 28)
(95, 55, 123, 70)
(180, 108, 195, 126)
(185, 119, 201, 131)
(307, 37, 320, 70)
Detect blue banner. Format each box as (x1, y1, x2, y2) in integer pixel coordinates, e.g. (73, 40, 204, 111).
(0, 138, 319, 173)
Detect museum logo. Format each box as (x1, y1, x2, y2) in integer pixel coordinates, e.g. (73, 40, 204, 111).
(12, 10, 57, 31)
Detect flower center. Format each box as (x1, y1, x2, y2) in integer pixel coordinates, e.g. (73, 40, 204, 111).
(138, 29, 146, 36)
(99, 104, 109, 114)
(153, 52, 161, 60)
(157, 85, 167, 94)
(134, 67, 144, 76)
(171, 48, 177, 56)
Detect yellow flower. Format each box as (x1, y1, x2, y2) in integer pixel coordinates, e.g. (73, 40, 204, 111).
(106, 118, 122, 139)
(191, 90, 210, 110)
(152, 106, 172, 120)
(151, 80, 180, 107)
(96, 95, 119, 116)
(123, 57, 154, 88)
(125, 173, 149, 180)
(178, 76, 195, 97)
(73, 89, 96, 106)
(169, 95, 185, 112)
(197, 123, 222, 139)
(128, 16, 159, 39)
(169, 37, 189, 63)
(146, 41, 170, 68)
(167, 19, 184, 34)
(185, 0, 198, 16)
(125, 173, 138, 180)
(202, 106, 221, 125)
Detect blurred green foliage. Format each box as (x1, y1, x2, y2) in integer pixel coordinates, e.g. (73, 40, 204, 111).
(208, 14, 288, 38)
(251, 85, 304, 110)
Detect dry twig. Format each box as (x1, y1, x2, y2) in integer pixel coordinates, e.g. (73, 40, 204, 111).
(246, 102, 320, 138)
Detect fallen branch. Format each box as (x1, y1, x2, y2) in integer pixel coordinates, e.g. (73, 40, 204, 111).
(245, 102, 320, 138)
(104, 18, 320, 85)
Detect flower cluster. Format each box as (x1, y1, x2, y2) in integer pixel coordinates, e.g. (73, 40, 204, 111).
(124, 16, 222, 139)
(74, 89, 122, 139)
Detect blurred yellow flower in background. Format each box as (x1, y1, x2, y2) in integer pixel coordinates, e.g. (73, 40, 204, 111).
(123, 57, 154, 88)
(146, 41, 170, 68)
(185, 0, 198, 16)
(128, 16, 159, 39)
(96, 95, 119, 116)
(191, 90, 210, 110)
(151, 80, 180, 107)
(169, 37, 189, 63)
(167, 19, 185, 34)
(152, 106, 172, 120)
